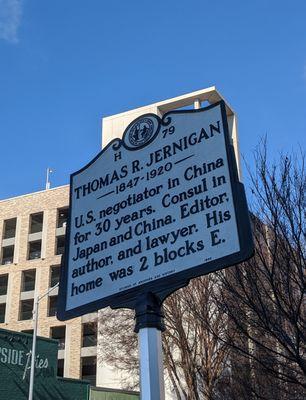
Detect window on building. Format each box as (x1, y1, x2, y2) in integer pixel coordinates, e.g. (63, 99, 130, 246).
(0, 274, 8, 295)
(57, 208, 69, 228)
(82, 322, 97, 348)
(21, 329, 34, 335)
(21, 269, 36, 292)
(50, 265, 60, 288)
(81, 356, 96, 386)
(50, 326, 66, 350)
(48, 296, 57, 317)
(0, 303, 6, 323)
(29, 212, 43, 234)
(55, 236, 65, 255)
(57, 358, 64, 377)
(3, 218, 17, 239)
(28, 240, 41, 260)
(1, 245, 14, 264)
(19, 299, 33, 320)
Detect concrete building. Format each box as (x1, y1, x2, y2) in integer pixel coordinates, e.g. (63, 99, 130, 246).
(0, 87, 239, 392)
(0, 185, 99, 383)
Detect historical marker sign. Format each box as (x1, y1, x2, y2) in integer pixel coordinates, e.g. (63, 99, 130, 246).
(57, 101, 253, 320)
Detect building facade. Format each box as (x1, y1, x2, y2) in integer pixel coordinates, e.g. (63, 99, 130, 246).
(0, 185, 99, 384)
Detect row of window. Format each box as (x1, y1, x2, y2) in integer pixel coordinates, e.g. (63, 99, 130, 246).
(2, 209, 68, 239)
(1, 208, 68, 265)
(22, 322, 97, 349)
(0, 296, 58, 322)
(0, 265, 60, 323)
(0, 265, 59, 295)
(56, 356, 96, 384)
(1, 235, 65, 264)
(18, 296, 58, 320)
(56, 355, 96, 384)
(22, 324, 97, 384)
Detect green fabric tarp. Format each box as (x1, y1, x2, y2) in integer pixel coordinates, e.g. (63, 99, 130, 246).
(0, 328, 89, 400)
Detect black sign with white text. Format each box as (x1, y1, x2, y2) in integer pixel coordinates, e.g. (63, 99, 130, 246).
(57, 101, 253, 320)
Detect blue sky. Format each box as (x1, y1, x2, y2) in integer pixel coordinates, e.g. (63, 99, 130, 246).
(0, 0, 305, 200)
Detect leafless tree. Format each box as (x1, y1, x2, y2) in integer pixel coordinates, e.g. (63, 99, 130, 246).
(99, 143, 305, 400)
(162, 275, 231, 400)
(98, 307, 138, 389)
(98, 275, 230, 399)
(215, 143, 306, 399)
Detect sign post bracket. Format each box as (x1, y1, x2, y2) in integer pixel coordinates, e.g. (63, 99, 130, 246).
(134, 292, 165, 400)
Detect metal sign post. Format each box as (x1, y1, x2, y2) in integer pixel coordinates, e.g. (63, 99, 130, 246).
(134, 293, 165, 400)
(138, 328, 164, 400)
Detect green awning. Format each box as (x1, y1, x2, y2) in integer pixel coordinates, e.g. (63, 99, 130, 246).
(90, 387, 139, 400)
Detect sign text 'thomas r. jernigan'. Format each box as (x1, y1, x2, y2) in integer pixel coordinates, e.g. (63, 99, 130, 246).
(58, 101, 253, 319)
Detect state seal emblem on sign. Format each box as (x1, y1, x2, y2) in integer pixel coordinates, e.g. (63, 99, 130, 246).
(122, 114, 161, 150)
(128, 117, 155, 147)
